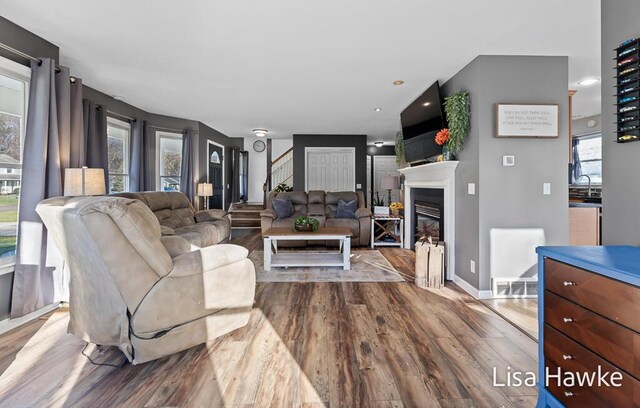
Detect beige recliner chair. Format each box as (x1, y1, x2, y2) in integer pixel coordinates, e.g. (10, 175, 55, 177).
(36, 195, 255, 364)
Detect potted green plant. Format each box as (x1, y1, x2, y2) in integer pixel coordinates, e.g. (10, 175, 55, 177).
(293, 216, 320, 232)
(273, 182, 293, 193)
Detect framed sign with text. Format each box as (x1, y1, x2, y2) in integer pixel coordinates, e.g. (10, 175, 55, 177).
(496, 103, 559, 138)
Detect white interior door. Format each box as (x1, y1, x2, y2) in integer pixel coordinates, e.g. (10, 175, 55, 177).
(373, 156, 400, 205)
(306, 148, 356, 191)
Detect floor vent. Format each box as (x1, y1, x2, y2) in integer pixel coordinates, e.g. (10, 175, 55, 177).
(491, 278, 538, 298)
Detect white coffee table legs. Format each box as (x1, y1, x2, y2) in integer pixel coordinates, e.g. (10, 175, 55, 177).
(263, 237, 272, 271)
(343, 237, 351, 270)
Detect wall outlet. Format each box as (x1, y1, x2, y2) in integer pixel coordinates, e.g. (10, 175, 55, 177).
(468, 183, 476, 195)
(503, 155, 515, 166)
(356, 183, 362, 189)
(470, 260, 476, 274)
(543, 183, 551, 195)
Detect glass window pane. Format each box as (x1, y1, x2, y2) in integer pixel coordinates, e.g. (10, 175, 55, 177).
(0, 72, 26, 263)
(108, 136, 125, 173)
(107, 118, 130, 193)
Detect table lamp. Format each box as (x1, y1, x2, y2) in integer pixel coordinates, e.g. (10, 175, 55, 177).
(381, 176, 398, 206)
(198, 182, 214, 210)
(64, 167, 106, 196)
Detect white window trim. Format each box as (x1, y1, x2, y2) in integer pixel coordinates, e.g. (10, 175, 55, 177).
(0, 56, 30, 274)
(156, 131, 183, 191)
(107, 117, 131, 193)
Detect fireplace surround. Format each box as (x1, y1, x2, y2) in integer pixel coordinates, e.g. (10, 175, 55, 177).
(399, 161, 458, 280)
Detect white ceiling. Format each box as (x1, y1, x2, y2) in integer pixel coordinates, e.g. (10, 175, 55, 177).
(0, 0, 601, 142)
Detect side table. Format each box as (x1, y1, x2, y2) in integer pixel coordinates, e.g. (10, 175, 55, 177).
(371, 215, 404, 248)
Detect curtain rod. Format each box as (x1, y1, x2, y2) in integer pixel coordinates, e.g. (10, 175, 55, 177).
(0, 41, 76, 81)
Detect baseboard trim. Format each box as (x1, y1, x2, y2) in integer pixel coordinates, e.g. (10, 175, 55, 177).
(0, 302, 61, 336)
(453, 276, 493, 299)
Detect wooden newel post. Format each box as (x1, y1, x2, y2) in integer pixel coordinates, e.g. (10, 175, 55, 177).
(415, 241, 445, 289)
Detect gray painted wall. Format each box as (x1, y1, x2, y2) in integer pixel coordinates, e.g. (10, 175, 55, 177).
(292, 134, 367, 192)
(0, 16, 58, 65)
(443, 55, 569, 292)
(601, 0, 640, 245)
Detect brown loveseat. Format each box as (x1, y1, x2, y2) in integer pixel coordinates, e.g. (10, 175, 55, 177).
(111, 191, 230, 247)
(260, 190, 371, 246)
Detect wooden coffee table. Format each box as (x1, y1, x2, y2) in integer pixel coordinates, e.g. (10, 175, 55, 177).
(262, 227, 352, 271)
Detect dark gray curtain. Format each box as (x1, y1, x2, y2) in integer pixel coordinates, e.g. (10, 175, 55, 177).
(130, 119, 149, 191)
(230, 147, 240, 203)
(12, 59, 82, 317)
(83, 99, 108, 192)
(180, 129, 195, 202)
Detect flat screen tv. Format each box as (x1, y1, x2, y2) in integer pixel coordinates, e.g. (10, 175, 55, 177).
(400, 81, 445, 163)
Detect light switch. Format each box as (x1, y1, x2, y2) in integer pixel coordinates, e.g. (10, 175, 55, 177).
(470, 260, 476, 274)
(356, 183, 362, 189)
(468, 183, 476, 195)
(543, 183, 551, 195)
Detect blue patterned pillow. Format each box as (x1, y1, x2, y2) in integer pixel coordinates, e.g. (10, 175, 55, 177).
(336, 199, 357, 219)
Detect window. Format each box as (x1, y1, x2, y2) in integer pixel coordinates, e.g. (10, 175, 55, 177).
(0, 57, 29, 266)
(107, 117, 131, 193)
(156, 131, 182, 191)
(572, 133, 602, 185)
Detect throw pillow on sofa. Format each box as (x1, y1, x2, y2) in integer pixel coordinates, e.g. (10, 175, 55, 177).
(336, 198, 357, 219)
(272, 196, 295, 219)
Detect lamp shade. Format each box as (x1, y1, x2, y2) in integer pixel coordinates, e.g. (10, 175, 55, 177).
(381, 176, 398, 190)
(197, 182, 213, 197)
(64, 167, 106, 196)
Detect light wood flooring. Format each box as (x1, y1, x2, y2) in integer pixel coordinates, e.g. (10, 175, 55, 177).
(0, 230, 538, 407)
(481, 299, 538, 340)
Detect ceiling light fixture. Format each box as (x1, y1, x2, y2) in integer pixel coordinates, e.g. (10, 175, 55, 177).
(374, 141, 384, 147)
(113, 95, 125, 101)
(393, 80, 405, 86)
(578, 78, 600, 86)
(252, 128, 268, 137)
(423, 102, 431, 106)
(374, 107, 382, 112)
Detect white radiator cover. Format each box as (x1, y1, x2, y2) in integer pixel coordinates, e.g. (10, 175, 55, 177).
(490, 228, 545, 298)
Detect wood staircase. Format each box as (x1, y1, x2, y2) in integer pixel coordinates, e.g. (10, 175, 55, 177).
(262, 147, 293, 208)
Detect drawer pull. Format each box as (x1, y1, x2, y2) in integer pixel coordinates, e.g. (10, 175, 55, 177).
(563, 317, 574, 323)
(562, 354, 573, 360)
(563, 281, 577, 286)
(564, 391, 574, 397)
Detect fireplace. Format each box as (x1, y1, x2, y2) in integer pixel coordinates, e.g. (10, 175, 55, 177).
(414, 201, 443, 245)
(411, 188, 444, 247)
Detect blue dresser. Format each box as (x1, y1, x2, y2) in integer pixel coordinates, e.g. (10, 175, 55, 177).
(536, 246, 640, 407)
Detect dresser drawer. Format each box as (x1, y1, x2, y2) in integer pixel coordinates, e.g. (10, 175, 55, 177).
(545, 291, 640, 380)
(545, 258, 640, 333)
(545, 325, 640, 407)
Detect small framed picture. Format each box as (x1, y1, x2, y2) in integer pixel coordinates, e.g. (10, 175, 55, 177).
(496, 103, 559, 138)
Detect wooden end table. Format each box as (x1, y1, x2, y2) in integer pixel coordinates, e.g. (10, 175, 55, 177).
(262, 227, 352, 271)
(371, 215, 404, 248)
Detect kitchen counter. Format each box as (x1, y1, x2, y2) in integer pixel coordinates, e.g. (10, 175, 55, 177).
(569, 202, 601, 208)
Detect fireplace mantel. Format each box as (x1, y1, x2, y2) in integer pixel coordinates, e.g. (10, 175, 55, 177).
(399, 161, 459, 280)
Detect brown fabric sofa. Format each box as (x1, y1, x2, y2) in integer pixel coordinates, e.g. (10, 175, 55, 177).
(36, 196, 255, 364)
(260, 190, 371, 246)
(111, 191, 230, 247)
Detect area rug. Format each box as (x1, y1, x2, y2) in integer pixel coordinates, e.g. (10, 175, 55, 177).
(249, 250, 405, 283)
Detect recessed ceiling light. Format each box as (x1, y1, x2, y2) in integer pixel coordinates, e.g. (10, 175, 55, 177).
(374, 107, 382, 112)
(578, 78, 600, 86)
(252, 128, 268, 137)
(423, 102, 431, 106)
(374, 141, 384, 147)
(113, 95, 125, 101)
(393, 80, 405, 86)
